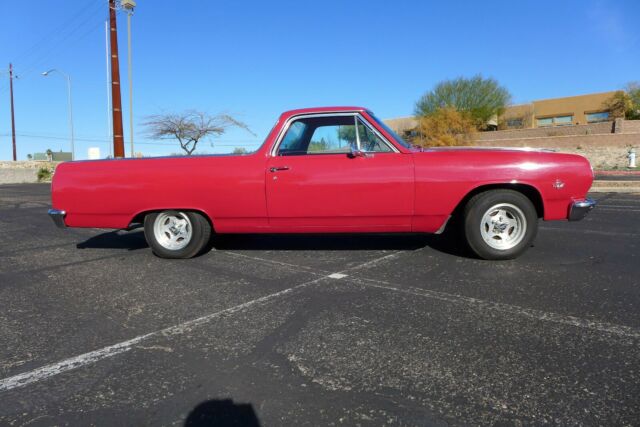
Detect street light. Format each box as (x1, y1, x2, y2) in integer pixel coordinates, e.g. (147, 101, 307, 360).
(42, 69, 75, 160)
(121, 0, 136, 158)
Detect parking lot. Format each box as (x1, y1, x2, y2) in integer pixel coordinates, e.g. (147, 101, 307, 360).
(0, 183, 638, 425)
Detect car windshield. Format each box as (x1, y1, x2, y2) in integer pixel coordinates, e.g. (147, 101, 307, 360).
(366, 111, 413, 149)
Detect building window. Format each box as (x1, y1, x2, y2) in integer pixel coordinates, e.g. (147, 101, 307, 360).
(553, 115, 573, 126)
(506, 118, 524, 128)
(536, 117, 553, 127)
(536, 115, 573, 127)
(586, 111, 610, 123)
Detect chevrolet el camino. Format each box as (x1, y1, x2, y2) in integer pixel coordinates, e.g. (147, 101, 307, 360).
(48, 107, 596, 260)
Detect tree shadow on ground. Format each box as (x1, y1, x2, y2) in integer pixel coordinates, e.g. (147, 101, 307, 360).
(184, 399, 260, 427)
(75, 228, 476, 259)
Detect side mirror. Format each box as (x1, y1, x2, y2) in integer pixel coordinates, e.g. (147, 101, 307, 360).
(348, 146, 367, 158)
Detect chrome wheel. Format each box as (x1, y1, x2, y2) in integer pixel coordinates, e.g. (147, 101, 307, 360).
(479, 203, 527, 251)
(153, 211, 193, 250)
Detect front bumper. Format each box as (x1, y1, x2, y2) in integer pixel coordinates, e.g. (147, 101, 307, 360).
(569, 198, 596, 221)
(48, 209, 67, 228)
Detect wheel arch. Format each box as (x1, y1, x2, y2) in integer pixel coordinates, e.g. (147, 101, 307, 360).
(453, 183, 544, 219)
(129, 208, 215, 231)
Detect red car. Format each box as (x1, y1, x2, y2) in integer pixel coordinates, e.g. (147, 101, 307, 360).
(48, 106, 595, 260)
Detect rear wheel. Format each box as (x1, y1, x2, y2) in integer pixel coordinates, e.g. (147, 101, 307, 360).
(463, 190, 538, 260)
(144, 210, 211, 259)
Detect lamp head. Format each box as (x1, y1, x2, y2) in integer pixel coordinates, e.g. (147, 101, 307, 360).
(121, 0, 136, 10)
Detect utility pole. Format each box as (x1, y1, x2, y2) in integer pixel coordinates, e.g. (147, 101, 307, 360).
(105, 20, 113, 158)
(9, 63, 17, 161)
(109, 0, 125, 158)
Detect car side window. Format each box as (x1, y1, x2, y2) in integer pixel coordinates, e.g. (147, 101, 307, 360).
(357, 119, 393, 153)
(278, 116, 357, 156)
(308, 125, 355, 154)
(277, 115, 394, 156)
(278, 121, 307, 155)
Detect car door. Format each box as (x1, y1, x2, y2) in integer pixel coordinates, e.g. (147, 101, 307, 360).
(265, 113, 414, 232)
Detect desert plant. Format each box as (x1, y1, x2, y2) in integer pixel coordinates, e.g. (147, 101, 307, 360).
(37, 167, 52, 182)
(412, 107, 477, 147)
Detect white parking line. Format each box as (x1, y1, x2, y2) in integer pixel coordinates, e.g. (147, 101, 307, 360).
(0, 279, 316, 393)
(596, 207, 640, 212)
(350, 279, 640, 339)
(0, 251, 400, 393)
(539, 226, 638, 238)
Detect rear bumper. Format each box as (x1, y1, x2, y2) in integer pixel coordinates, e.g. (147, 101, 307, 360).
(48, 209, 67, 228)
(569, 198, 596, 221)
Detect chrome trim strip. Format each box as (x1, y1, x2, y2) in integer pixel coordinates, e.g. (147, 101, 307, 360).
(270, 112, 399, 156)
(434, 215, 451, 234)
(568, 198, 596, 221)
(48, 209, 67, 228)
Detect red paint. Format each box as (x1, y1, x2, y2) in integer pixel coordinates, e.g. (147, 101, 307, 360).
(51, 107, 594, 233)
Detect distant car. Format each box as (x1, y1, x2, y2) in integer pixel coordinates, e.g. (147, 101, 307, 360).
(48, 106, 595, 260)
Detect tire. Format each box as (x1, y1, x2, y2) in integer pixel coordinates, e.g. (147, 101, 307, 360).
(463, 190, 538, 260)
(144, 210, 212, 259)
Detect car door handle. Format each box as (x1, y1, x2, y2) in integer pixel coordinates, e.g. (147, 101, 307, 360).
(269, 166, 290, 172)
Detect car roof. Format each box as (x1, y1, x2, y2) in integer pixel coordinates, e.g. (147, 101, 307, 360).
(280, 106, 368, 119)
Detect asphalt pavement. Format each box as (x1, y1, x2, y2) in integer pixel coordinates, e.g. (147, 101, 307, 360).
(0, 184, 639, 426)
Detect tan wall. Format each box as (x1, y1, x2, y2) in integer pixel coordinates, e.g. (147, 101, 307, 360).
(477, 122, 614, 141)
(474, 133, 639, 169)
(384, 116, 417, 134)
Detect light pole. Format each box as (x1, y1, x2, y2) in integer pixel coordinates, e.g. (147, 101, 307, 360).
(42, 69, 75, 160)
(121, 0, 136, 158)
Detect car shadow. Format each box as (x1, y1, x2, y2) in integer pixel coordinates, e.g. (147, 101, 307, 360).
(184, 399, 260, 427)
(76, 230, 148, 251)
(75, 228, 476, 258)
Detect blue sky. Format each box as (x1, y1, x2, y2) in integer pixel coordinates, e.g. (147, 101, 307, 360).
(0, 0, 638, 160)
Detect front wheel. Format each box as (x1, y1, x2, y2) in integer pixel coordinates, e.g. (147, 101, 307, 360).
(144, 210, 211, 259)
(463, 190, 538, 260)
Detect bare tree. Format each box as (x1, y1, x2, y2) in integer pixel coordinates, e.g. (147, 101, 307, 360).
(144, 111, 254, 155)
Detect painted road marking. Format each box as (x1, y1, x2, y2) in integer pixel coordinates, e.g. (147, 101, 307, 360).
(328, 273, 348, 279)
(0, 279, 317, 393)
(0, 251, 402, 393)
(350, 278, 640, 339)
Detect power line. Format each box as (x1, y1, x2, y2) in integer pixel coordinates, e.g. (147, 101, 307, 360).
(0, 132, 262, 147)
(11, 0, 104, 66)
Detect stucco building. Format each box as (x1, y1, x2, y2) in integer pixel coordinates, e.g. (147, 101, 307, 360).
(385, 91, 619, 135)
(501, 91, 617, 129)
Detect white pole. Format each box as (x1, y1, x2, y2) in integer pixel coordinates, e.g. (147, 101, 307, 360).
(105, 19, 113, 157)
(127, 11, 134, 158)
(65, 74, 75, 161)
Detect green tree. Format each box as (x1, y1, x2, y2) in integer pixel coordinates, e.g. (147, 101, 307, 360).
(604, 83, 640, 120)
(415, 75, 511, 129)
(624, 82, 640, 120)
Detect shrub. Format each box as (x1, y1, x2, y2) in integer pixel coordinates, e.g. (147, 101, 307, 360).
(412, 107, 477, 147)
(37, 167, 53, 182)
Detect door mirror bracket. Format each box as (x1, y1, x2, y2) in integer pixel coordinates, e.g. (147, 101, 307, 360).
(348, 146, 369, 158)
